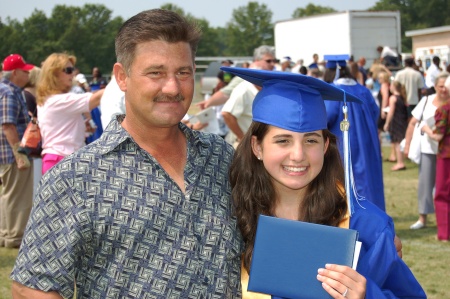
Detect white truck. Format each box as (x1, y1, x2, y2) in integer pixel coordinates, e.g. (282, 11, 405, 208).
(274, 11, 402, 67)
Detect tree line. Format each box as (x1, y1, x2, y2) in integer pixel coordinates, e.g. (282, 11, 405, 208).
(0, 1, 448, 74)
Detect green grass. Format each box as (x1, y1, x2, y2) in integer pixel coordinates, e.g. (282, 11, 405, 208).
(1, 140, 448, 298)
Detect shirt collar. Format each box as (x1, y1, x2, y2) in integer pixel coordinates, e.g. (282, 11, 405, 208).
(0, 78, 22, 92)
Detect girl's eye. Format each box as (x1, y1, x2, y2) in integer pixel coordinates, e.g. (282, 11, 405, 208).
(274, 139, 289, 144)
(305, 138, 319, 144)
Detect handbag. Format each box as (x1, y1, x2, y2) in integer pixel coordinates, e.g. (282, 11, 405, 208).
(18, 112, 42, 157)
(407, 96, 429, 164)
(408, 125, 422, 164)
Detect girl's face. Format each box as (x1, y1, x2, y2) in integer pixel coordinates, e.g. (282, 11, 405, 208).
(252, 126, 329, 195)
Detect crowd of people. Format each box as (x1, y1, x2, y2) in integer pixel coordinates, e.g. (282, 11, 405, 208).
(0, 7, 448, 298)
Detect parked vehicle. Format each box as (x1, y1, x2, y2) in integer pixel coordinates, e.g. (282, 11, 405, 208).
(200, 61, 221, 95)
(274, 11, 402, 68)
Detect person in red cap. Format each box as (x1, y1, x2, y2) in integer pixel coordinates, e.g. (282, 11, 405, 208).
(0, 54, 35, 248)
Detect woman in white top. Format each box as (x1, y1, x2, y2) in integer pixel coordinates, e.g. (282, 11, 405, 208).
(36, 53, 104, 174)
(404, 72, 449, 229)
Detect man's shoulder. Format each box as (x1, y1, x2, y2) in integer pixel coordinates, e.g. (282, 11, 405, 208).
(0, 81, 14, 96)
(194, 130, 234, 154)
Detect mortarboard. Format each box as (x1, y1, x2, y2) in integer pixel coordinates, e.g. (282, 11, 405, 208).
(324, 54, 350, 69)
(220, 67, 361, 133)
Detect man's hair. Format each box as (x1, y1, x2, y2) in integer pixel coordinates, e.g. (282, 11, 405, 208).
(253, 45, 275, 61)
(433, 56, 441, 65)
(2, 71, 12, 80)
(115, 9, 202, 74)
(404, 57, 415, 67)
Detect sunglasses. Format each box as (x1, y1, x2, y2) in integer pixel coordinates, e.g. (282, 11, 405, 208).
(264, 59, 276, 64)
(62, 67, 75, 74)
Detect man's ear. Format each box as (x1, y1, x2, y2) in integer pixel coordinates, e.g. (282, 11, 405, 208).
(251, 136, 262, 160)
(113, 63, 127, 92)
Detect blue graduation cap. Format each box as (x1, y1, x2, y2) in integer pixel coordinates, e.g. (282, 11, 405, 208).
(324, 54, 350, 69)
(220, 67, 361, 133)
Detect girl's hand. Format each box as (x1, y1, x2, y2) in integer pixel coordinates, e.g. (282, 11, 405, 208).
(317, 264, 366, 298)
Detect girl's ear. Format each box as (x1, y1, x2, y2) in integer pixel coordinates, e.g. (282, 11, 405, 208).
(251, 136, 262, 160)
(324, 136, 330, 154)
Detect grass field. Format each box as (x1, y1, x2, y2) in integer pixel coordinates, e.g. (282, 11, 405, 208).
(0, 137, 449, 297)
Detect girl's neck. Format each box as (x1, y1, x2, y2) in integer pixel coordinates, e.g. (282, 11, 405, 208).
(274, 189, 305, 220)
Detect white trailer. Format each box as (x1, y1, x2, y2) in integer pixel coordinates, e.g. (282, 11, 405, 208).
(274, 11, 402, 67)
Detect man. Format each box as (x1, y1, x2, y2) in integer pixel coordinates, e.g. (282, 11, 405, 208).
(279, 56, 292, 72)
(221, 45, 276, 146)
(0, 54, 34, 249)
(11, 9, 242, 298)
(323, 55, 386, 211)
(214, 59, 235, 92)
(395, 57, 425, 116)
(425, 56, 441, 94)
(377, 45, 399, 67)
(71, 73, 89, 94)
(308, 53, 319, 69)
(357, 57, 368, 86)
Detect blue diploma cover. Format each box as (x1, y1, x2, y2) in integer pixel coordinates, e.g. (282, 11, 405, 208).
(248, 215, 359, 299)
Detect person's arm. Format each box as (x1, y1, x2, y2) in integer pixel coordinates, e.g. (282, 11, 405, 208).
(196, 91, 230, 110)
(421, 124, 443, 142)
(403, 117, 418, 156)
(12, 281, 63, 299)
(379, 83, 390, 120)
(1, 124, 30, 170)
(88, 89, 105, 111)
(221, 112, 244, 140)
(383, 95, 396, 132)
(394, 235, 403, 259)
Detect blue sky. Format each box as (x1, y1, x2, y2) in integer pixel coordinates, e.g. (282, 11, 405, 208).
(0, 0, 379, 27)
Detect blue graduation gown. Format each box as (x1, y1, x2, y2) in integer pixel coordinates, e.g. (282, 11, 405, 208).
(350, 200, 426, 298)
(273, 200, 426, 299)
(324, 81, 385, 211)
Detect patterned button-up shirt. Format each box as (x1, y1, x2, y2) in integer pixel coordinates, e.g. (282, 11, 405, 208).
(12, 116, 243, 298)
(0, 78, 30, 164)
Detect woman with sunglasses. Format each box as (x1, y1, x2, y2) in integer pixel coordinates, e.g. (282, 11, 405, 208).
(36, 53, 104, 174)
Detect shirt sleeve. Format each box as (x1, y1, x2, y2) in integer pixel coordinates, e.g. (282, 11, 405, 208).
(10, 165, 88, 299)
(48, 93, 92, 115)
(434, 105, 449, 135)
(221, 82, 247, 118)
(0, 92, 20, 125)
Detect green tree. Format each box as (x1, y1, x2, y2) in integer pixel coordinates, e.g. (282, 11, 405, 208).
(0, 4, 122, 74)
(292, 3, 336, 18)
(224, 2, 274, 56)
(369, 0, 450, 52)
(0, 18, 23, 60)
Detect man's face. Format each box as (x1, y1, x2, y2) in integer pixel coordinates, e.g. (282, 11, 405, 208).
(11, 69, 30, 88)
(92, 67, 100, 77)
(115, 40, 195, 129)
(256, 53, 276, 71)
